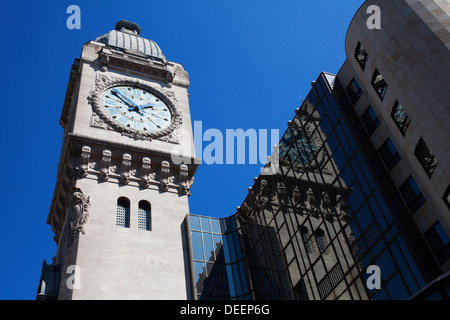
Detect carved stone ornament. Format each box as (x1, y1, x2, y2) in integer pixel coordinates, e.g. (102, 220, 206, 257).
(178, 164, 194, 196)
(120, 153, 132, 185)
(76, 146, 91, 178)
(87, 74, 183, 141)
(99, 149, 112, 182)
(159, 161, 171, 192)
(67, 187, 90, 242)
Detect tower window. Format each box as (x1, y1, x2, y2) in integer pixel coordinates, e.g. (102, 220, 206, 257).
(391, 100, 410, 135)
(355, 42, 369, 70)
(300, 226, 312, 253)
(360, 105, 380, 136)
(414, 138, 438, 177)
(424, 222, 450, 265)
(371, 69, 388, 100)
(345, 78, 363, 104)
(138, 200, 151, 231)
(315, 229, 327, 254)
(399, 176, 426, 213)
(116, 197, 130, 228)
(378, 138, 401, 171)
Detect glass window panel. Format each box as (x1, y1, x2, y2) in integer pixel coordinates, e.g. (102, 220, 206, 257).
(355, 204, 374, 231)
(213, 234, 222, 249)
(335, 125, 354, 158)
(371, 69, 388, 100)
(391, 100, 410, 135)
(348, 183, 365, 212)
(372, 288, 388, 300)
(360, 106, 380, 136)
(376, 250, 396, 281)
(390, 241, 419, 294)
(355, 42, 369, 70)
(194, 261, 206, 286)
(368, 195, 387, 231)
(226, 265, 236, 297)
(203, 233, 215, 262)
(424, 222, 450, 265)
(211, 218, 220, 234)
(356, 153, 376, 191)
(396, 237, 426, 288)
(190, 215, 201, 231)
(414, 138, 438, 177)
(378, 138, 401, 171)
(385, 273, 409, 300)
(227, 234, 237, 262)
(351, 158, 371, 197)
(345, 78, 363, 104)
(138, 201, 151, 231)
(201, 216, 211, 232)
(191, 231, 204, 261)
(374, 190, 392, 225)
(399, 176, 426, 213)
(116, 198, 130, 228)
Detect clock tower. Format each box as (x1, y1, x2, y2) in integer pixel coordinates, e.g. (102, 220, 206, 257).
(38, 20, 199, 299)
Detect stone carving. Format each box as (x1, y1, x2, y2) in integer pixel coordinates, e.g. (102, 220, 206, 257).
(120, 153, 132, 185)
(87, 74, 183, 141)
(140, 157, 152, 189)
(336, 195, 351, 222)
(99, 149, 112, 182)
(72, 146, 194, 193)
(159, 161, 170, 192)
(67, 187, 90, 242)
(76, 146, 91, 178)
(178, 164, 193, 196)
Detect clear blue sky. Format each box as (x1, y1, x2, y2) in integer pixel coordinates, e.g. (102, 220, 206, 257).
(0, 0, 364, 299)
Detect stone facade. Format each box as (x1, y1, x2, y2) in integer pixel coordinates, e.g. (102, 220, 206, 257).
(338, 0, 450, 271)
(46, 22, 199, 299)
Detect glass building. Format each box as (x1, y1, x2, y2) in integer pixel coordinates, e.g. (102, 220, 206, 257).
(185, 73, 429, 300)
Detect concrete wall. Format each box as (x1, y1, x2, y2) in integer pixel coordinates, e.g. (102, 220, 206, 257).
(339, 0, 450, 244)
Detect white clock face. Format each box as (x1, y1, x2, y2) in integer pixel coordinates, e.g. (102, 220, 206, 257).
(100, 86, 172, 133)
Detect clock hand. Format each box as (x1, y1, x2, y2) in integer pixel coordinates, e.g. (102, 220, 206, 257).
(111, 91, 145, 116)
(111, 89, 138, 108)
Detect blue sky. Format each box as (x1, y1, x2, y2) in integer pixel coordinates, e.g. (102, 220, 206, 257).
(0, 0, 364, 299)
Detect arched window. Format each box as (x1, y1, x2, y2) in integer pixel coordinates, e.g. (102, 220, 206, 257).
(315, 229, 327, 254)
(138, 200, 151, 231)
(300, 226, 312, 253)
(116, 197, 130, 228)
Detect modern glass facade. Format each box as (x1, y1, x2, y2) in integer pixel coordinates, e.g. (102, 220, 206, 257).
(185, 73, 431, 300)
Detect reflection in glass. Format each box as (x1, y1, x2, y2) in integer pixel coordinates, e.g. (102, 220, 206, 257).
(391, 101, 410, 135)
(186, 73, 428, 300)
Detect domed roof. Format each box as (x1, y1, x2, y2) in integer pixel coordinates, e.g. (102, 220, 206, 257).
(95, 20, 167, 63)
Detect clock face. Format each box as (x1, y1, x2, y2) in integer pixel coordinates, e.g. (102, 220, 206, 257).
(280, 127, 317, 165)
(100, 86, 172, 133)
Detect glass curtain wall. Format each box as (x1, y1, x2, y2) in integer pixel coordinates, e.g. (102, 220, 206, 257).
(186, 73, 427, 300)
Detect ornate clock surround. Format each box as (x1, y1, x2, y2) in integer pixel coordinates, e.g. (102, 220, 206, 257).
(88, 74, 183, 141)
(280, 116, 327, 171)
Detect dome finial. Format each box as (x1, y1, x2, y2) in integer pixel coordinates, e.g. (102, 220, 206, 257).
(115, 20, 141, 35)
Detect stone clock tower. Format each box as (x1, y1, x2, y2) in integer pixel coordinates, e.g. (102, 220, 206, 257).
(38, 20, 199, 299)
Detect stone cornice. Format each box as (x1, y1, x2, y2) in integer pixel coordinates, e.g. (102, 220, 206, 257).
(47, 133, 199, 244)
